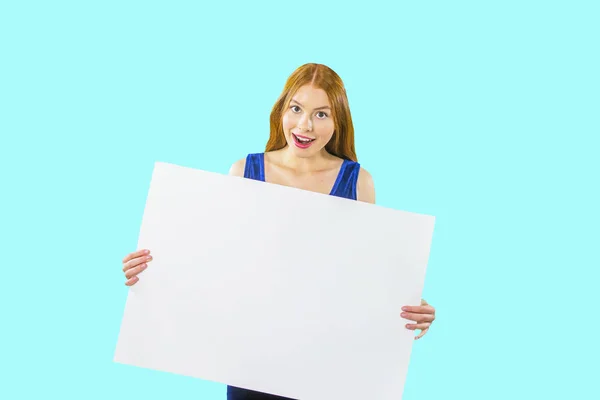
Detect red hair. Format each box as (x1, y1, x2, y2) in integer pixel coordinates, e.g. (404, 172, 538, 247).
(265, 63, 357, 162)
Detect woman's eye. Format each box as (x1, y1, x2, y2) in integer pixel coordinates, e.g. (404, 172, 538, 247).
(291, 105, 301, 113)
(316, 111, 328, 119)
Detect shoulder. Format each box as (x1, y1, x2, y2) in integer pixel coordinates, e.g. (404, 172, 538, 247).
(356, 165, 375, 204)
(228, 157, 247, 177)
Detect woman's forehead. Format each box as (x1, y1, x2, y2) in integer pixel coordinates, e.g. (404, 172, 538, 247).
(291, 85, 331, 108)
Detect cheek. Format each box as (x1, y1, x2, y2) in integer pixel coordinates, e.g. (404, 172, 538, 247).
(316, 120, 335, 139)
(282, 112, 296, 132)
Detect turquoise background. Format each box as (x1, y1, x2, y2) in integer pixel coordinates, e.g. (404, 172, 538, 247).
(1, 0, 598, 399)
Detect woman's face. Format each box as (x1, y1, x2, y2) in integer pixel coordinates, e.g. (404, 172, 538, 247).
(282, 84, 335, 158)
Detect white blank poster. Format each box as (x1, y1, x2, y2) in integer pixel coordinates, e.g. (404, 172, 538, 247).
(113, 161, 435, 400)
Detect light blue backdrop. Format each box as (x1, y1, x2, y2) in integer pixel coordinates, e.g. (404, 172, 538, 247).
(1, 1, 598, 399)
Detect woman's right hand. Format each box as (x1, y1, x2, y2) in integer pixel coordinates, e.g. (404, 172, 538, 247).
(122, 249, 152, 286)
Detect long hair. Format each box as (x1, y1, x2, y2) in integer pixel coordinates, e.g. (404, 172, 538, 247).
(265, 63, 357, 162)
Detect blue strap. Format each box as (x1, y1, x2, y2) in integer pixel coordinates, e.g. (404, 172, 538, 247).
(243, 153, 265, 181)
(330, 160, 360, 200)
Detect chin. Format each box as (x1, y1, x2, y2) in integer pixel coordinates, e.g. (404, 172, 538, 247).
(291, 148, 318, 158)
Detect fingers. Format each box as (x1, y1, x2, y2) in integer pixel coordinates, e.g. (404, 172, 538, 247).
(125, 276, 139, 286)
(125, 262, 148, 279)
(122, 249, 150, 264)
(402, 305, 435, 315)
(122, 253, 152, 272)
(405, 322, 431, 331)
(401, 311, 435, 323)
(415, 328, 429, 340)
(122, 249, 152, 286)
(403, 299, 434, 340)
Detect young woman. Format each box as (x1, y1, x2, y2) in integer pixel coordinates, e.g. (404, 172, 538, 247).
(120, 63, 437, 400)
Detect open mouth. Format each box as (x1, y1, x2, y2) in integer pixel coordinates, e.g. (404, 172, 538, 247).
(292, 133, 316, 148)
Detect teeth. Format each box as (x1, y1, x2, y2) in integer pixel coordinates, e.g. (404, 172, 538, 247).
(295, 134, 313, 143)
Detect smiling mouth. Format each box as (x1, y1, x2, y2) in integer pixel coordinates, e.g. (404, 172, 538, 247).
(292, 133, 316, 145)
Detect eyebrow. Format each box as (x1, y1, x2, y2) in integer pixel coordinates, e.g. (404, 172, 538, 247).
(291, 99, 331, 110)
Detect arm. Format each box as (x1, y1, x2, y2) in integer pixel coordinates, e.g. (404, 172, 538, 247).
(357, 167, 376, 204)
(358, 168, 436, 339)
(229, 158, 246, 177)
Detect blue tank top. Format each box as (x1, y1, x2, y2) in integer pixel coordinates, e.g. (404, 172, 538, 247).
(226, 152, 361, 400)
(242, 152, 361, 200)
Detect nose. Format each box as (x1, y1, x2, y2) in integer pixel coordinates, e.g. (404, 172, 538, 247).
(297, 114, 313, 132)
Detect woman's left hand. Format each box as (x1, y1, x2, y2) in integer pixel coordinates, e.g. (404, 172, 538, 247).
(401, 299, 436, 340)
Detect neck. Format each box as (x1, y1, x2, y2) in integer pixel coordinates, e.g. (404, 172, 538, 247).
(279, 146, 333, 173)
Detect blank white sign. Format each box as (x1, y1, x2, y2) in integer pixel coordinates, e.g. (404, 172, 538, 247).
(113, 161, 435, 400)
